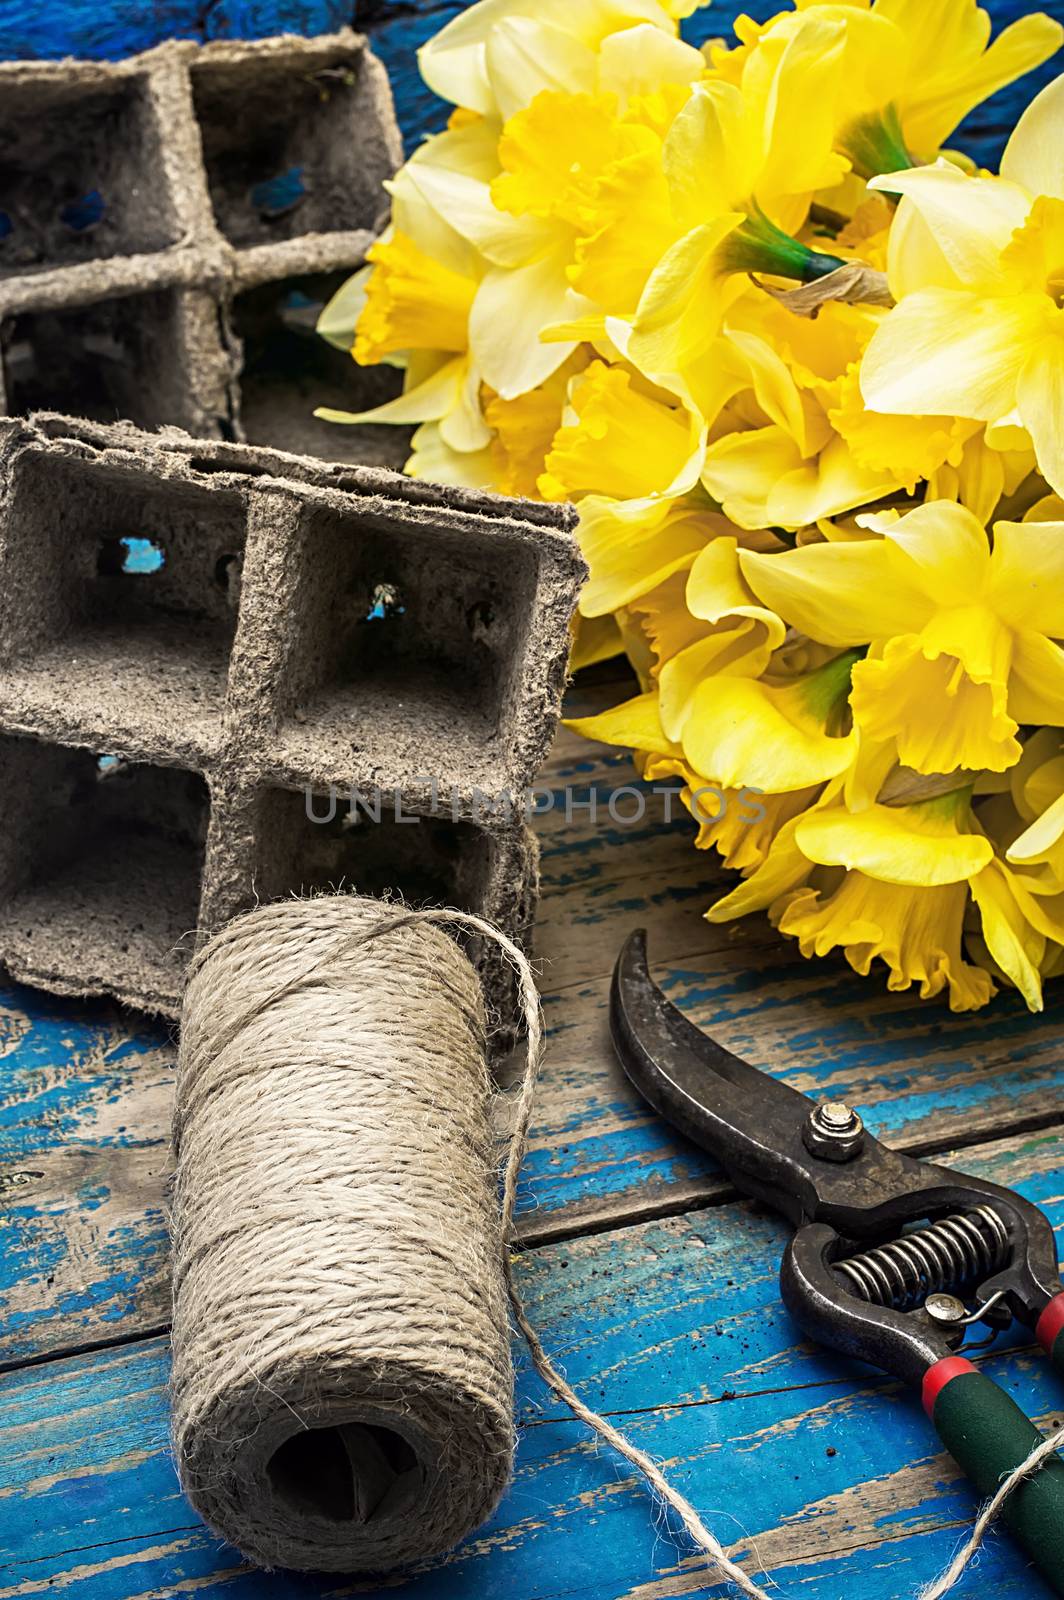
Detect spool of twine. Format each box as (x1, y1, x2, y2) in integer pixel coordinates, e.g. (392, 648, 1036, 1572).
(169, 896, 514, 1572)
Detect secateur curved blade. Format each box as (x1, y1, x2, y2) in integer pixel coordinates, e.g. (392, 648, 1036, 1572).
(609, 926, 937, 1230)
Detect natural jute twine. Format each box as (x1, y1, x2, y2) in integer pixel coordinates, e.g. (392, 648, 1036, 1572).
(170, 895, 1063, 1595)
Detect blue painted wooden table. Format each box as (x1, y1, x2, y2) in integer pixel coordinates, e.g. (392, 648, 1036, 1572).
(1, 4, 1063, 1599)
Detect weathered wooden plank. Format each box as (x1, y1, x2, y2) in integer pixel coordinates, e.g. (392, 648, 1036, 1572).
(1, 1128, 1060, 1599)
(0, 1, 353, 59)
(0, 994, 173, 1368)
(4, 689, 1064, 1363)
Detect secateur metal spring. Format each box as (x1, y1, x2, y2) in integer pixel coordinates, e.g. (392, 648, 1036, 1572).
(835, 1205, 1010, 1312)
(610, 931, 1064, 1593)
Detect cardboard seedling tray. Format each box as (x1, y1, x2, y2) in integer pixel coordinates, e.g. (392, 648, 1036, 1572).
(0, 416, 586, 1027)
(0, 30, 408, 469)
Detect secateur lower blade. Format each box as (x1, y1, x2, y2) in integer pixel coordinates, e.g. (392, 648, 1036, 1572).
(610, 929, 1064, 1593)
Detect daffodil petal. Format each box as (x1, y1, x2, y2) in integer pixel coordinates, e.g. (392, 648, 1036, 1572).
(315, 355, 466, 426)
(1009, 790, 1064, 865)
(989, 516, 1064, 634)
(565, 689, 675, 755)
(903, 12, 1064, 159)
(873, 499, 990, 597)
(703, 426, 803, 530)
(630, 215, 745, 378)
(486, 18, 599, 120)
(663, 81, 749, 226)
(577, 498, 710, 616)
(746, 12, 849, 202)
(869, 162, 1033, 291)
(726, 329, 810, 447)
(405, 423, 497, 488)
(404, 162, 551, 269)
(739, 540, 928, 647)
(682, 674, 857, 793)
(687, 537, 787, 648)
(469, 255, 583, 398)
(707, 811, 815, 922)
(1002, 68, 1064, 201)
(1009, 632, 1064, 725)
(795, 801, 993, 887)
(885, 193, 964, 299)
(970, 859, 1045, 1011)
(317, 268, 371, 351)
(765, 435, 901, 530)
(570, 613, 624, 672)
(659, 624, 772, 740)
(860, 288, 1049, 424)
(1017, 332, 1064, 500)
(596, 23, 705, 102)
(439, 359, 493, 452)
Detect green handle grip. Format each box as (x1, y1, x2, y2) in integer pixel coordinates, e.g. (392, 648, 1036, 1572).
(925, 1358, 1064, 1595)
(1038, 1293, 1064, 1378)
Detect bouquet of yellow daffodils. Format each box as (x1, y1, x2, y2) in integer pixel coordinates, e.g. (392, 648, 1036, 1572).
(318, 0, 1064, 1014)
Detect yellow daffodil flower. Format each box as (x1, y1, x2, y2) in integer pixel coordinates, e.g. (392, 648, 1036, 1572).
(315, 0, 1064, 1015)
(408, 91, 674, 399)
(539, 361, 702, 501)
(316, 140, 496, 474)
(745, 791, 997, 1009)
(539, 360, 711, 615)
(418, 0, 709, 123)
(741, 501, 1064, 776)
(701, 306, 905, 528)
(408, 38, 705, 398)
(566, 688, 827, 873)
(682, 648, 861, 794)
(628, 13, 854, 377)
(709, 1, 1062, 177)
(861, 73, 1064, 498)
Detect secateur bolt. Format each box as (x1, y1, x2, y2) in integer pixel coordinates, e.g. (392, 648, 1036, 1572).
(925, 1292, 968, 1326)
(803, 1100, 866, 1162)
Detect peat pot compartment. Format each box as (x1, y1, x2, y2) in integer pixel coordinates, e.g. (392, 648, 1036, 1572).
(191, 45, 392, 249)
(0, 452, 248, 762)
(1, 288, 207, 432)
(0, 734, 208, 1010)
(273, 499, 540, 792)
(230, 271, 408, 468)
(253, 784, 493, 912)
(0, 73, 177, 277)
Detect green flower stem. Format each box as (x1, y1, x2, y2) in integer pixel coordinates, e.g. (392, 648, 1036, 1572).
(842, 105, 914, 181)
(721, 208, 847, 283)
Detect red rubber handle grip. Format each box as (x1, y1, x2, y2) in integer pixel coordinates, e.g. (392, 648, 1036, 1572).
(1037, 1292, 1064, 1374)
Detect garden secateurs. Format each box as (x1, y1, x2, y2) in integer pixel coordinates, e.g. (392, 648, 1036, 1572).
(610, 929, 1064, 1593)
